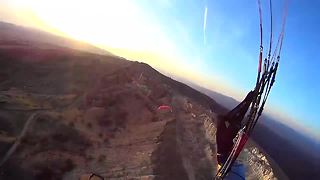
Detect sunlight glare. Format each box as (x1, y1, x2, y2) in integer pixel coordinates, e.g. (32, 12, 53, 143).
(30, 0, 177, 57)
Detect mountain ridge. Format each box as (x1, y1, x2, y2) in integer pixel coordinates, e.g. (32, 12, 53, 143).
(0, 21, 112, 56)
(171, 75, 320, 180)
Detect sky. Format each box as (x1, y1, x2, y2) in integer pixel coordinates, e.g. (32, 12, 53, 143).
(0, 0, 319, 140)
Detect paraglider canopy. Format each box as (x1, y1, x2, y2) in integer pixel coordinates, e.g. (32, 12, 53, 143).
(157, 105, 172, 112)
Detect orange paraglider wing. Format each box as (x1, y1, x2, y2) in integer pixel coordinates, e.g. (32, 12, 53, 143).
(157, 105, 172, 112)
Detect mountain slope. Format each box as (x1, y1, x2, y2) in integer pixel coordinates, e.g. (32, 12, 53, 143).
(0, 23, 280, 180)
(0, 45, 218, 179)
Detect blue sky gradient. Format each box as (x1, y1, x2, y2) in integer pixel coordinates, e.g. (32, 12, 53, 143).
(137, 0, 320, 139)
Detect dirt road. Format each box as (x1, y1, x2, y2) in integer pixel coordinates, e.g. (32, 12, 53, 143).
(0, 112, 39, 167)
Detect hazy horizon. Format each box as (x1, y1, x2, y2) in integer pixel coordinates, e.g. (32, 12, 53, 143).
(0, 0, 319, 141)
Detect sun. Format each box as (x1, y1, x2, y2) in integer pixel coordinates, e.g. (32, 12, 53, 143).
(3, 0, 235, 97)
(24, 0, 173, 55)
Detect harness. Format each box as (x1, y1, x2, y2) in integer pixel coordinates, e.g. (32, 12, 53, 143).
(214, 0, 289, 179)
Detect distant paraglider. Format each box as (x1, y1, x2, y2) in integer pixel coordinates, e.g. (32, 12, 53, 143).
(157, 105, 172, 112)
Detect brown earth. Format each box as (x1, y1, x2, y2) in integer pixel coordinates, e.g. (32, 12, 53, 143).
(0, 44, 219, 180)
(0, 23, 278, 180)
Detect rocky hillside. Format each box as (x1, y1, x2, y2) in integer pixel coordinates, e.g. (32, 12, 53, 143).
(0, 29, 279, 180)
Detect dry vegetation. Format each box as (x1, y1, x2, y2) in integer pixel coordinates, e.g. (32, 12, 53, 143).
(0, 31, 278, 180)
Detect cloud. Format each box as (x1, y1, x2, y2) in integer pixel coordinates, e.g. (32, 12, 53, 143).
(203, 6, 208, 45)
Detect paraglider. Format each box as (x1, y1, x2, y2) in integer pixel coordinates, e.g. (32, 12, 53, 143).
(157, 105, 172, 112)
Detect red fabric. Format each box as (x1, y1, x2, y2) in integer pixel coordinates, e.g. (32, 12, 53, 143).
(235, 133, 249, 157)
(216, 118, 238, 164)
(157, 105, 171, 110)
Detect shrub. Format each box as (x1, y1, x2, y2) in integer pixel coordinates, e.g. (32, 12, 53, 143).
(103, 138, 109, 144)
(87, 122, 92, 128)
(115, 111, 127, 127)
(86, 155, 94, 161)
(33, 159, 75, 180)
(98, 118, 112, 127)
(98, 132, 103, 138)
(98, 155, 106, 163)
(68, 121, 75, 127)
